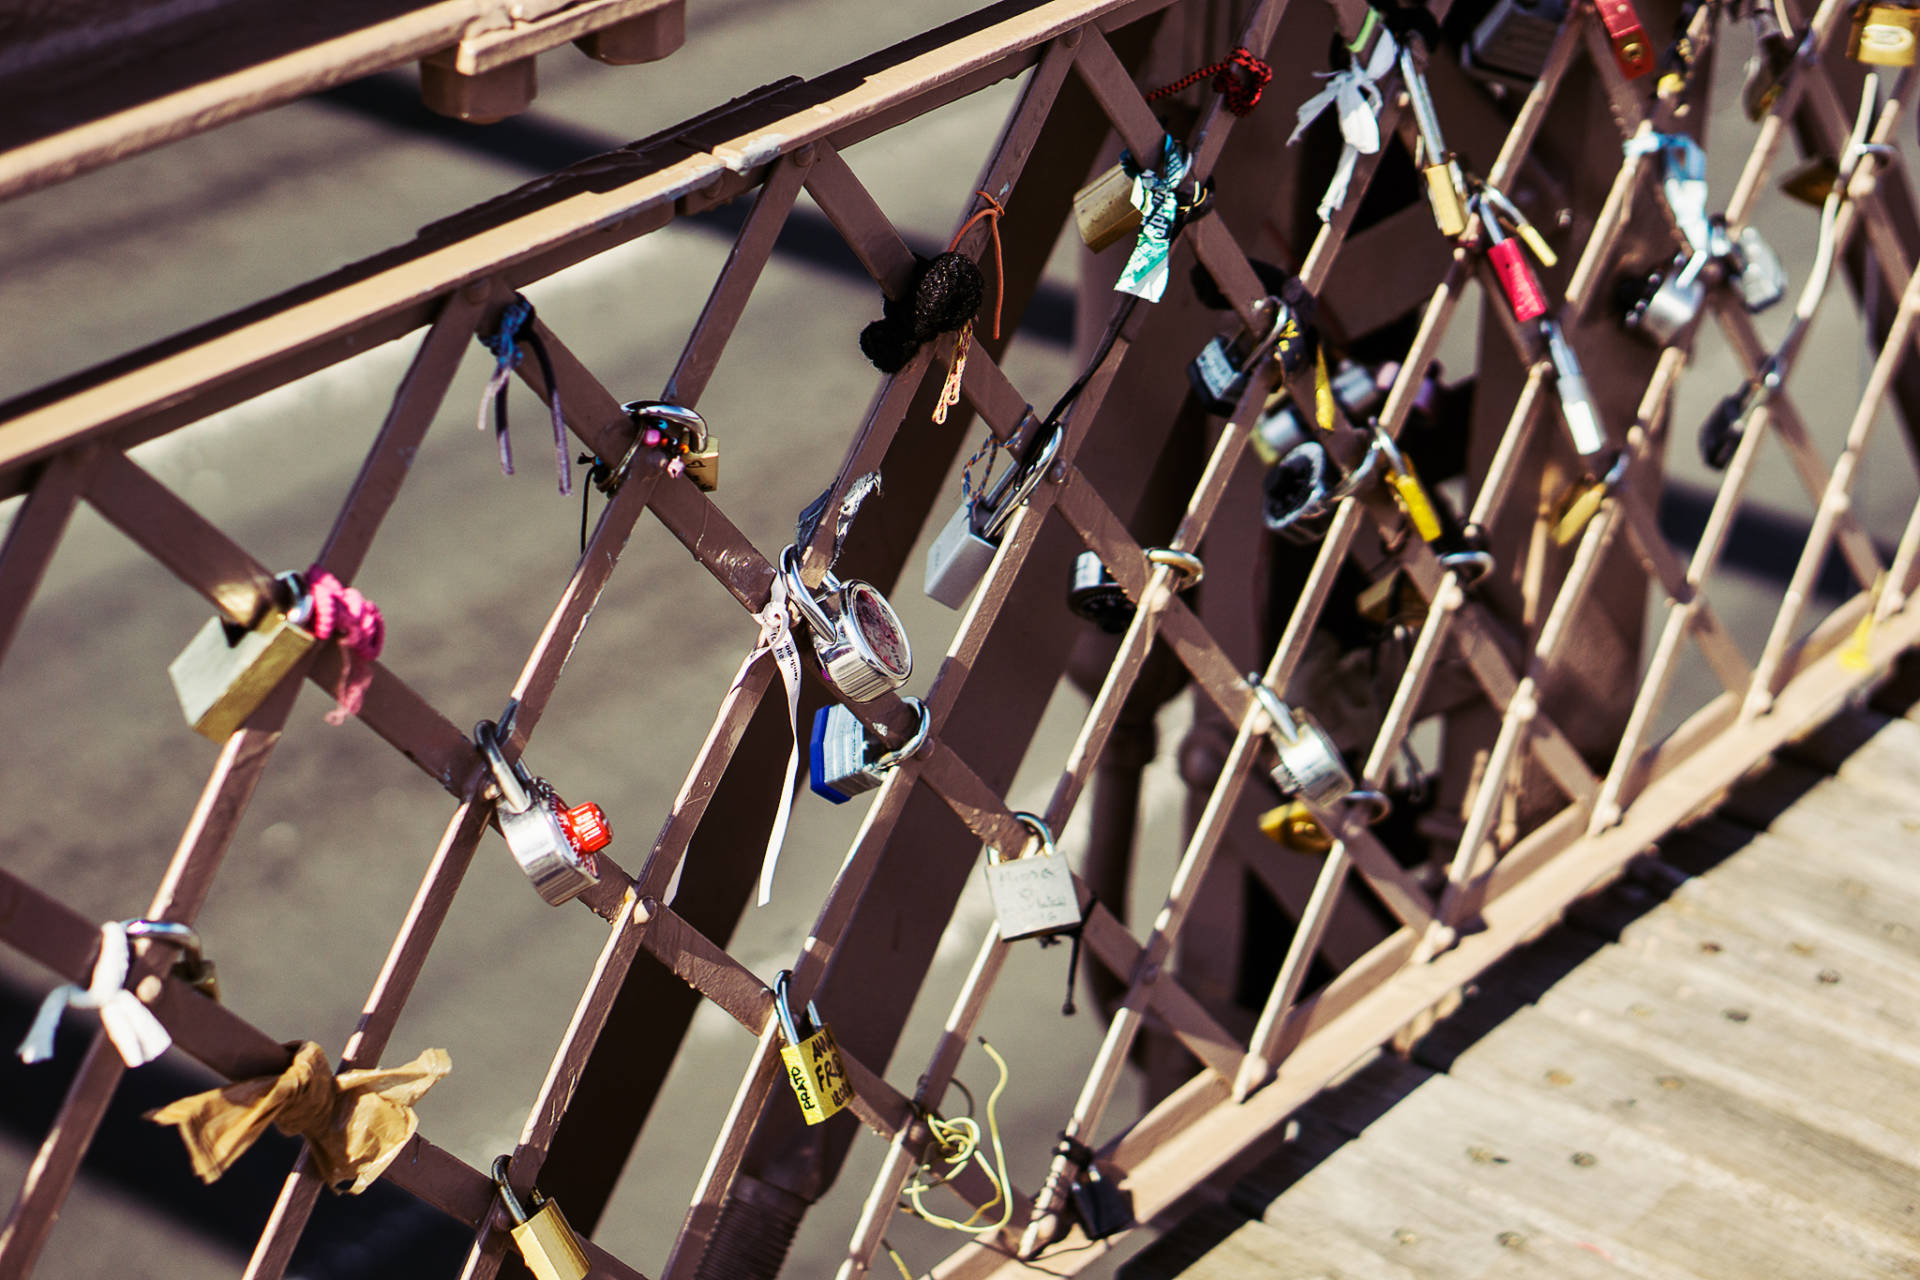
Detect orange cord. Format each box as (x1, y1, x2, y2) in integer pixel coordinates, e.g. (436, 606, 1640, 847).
(948, 192, 1006, 341)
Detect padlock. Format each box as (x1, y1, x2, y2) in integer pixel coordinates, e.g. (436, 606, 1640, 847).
(1623, 249, 1708, 344)
(1850, 0, 1920, 63)
(1781, 156, 1840, 206)
(1073, 162, 1141, 252)
(606, 400, 716, 493)
(169, 572, 318, 741)
(780, 545, 913, 702)
(1401, 43, 1472, 236)
(123, 920, 220, 1002)
(1067, 552, 1132, 634)
(984, 811, 1083, 941)
(1479, 195, 1548, 323)
(808, 697, 929, 803)
(1186, 298, 1296, 416)
(1727, 224, 1788, 312)
(1250, 358, 1384, 464)
(1699, 385, 1751, 470)
(1248, 677, 1354, 808)
(1259, 801, 1335, 853)
(925, 427, 1061, 608)
(475, 720, 608, 906)
(1549, 451, 1630, 545)
(1367, 425, 1445, 543)
(773, 969, 853, 1124)
(1542, 319, 1609, 457)
(493, 1156, 591, 1280)
(1462, 0, 1572, 86)
(1742, 0, 1796, 119)
(1594, 0, 1656, 75)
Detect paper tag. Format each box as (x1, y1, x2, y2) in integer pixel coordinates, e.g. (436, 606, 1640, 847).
(780, 1025, 852, 1124)
(1116, 142, 1190, 302)
(985, 855, 1082, 940)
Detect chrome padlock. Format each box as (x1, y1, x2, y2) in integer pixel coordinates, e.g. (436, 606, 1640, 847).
(1249, 677, 1354, 808)
(606, 400, 715, 493)
(475, 720, 608, 906)
(984, 811, 1083, 941)
(493, 1156, 590, 1280)
(1624, 249, 1708, 343)
(925, 427, 1061, 609)
(1067, 552, 1132, 634)
(808, 697, 929, 803)
(773, 969, 852, 1125)
(1186, 298, 1296, 416)
(169, 572, 317, 740)
(1462, 0, 1572, 86)
(781, 545, 912, 702)
(1727, 224, 1788, 312)
(1543, 319, 1609, 457)
(124, 920, 220, 1002)
(1402, 42, 1472, 236)
(1850, 0, 1920, 64)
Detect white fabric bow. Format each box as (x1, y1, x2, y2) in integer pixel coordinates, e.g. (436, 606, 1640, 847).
(1290, 32, 1401, 223)
(18, 921, 172, 1068)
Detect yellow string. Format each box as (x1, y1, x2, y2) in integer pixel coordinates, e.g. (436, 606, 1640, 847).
(884, 1240, 917, 1280)
(1841, 572, 1888, 671)
(900, 1038, 1013, 1233)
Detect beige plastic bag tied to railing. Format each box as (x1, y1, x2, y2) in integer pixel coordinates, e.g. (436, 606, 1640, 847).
(146, 1041, 451, 1193)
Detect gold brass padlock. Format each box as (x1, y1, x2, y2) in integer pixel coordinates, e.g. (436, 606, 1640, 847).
(617, 399, 715, 492)
(493, 1156, 590, 1280)
(1850, 1, 1920, 64)
(1421, 163, 1471, 237)
(1073, 163, 1141, 252)
(1781, 156, 1840, 206)
(773, 970, 852, 1125)
(169, 572, 317, 740)
(1259, 801, 1334, 853)
(1549, 453, 1629, 546)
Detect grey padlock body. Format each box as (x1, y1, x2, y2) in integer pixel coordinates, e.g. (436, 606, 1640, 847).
(1462, 0, 1572, 85)
(923, 430, 1061, 609)
(499, 799, 599, 906)
(1729, 225, 1788, 312)
(1254, 358, 1381, 459)
(1256, 691, 1355, 809)
(1629, 254, 1708, 345)
(985, 855, 1082, 939)
(1188, 335, 1244, 409)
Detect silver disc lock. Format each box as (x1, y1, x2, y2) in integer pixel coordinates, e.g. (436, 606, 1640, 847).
(1249, 678, 1354, 809)
(781, 546, 913, 702)
(924, 427, 1061, 609)
(476, 720, 608, 905)
(984, 812, 1082, 941)
(808, 697, 930, 803)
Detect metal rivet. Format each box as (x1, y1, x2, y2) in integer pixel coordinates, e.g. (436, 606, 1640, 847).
(1724, 1007, 1751, 1023)
(1571, 1151, 1597, 1167)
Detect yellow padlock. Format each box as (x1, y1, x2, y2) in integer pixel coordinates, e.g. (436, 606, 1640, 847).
(1369, 427, 1444, 543)
(1259, 801, 1334, 853)
(773, 970, 853, 1125)
(1850, 1, 1920, 65)
(493, 1157, 590, 1280)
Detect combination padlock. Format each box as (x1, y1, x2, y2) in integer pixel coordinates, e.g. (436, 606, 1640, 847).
(475, 720, 609, 906)
(1850, 0, 1920, 64)
(1186, 297, 1299, 416)
(984, 811, 1083, 941)
(169, 572, 317, 741)
(925, 427, 1061, 609)
(1248, 677, 1355, 809)
(773, 969, 853, 1125)
(1066, 552, 1132, 634)
(124, 919, 220, 1002)
(780, 545, 913, 702)
(1478, 193, 1549, 323)
(1543, 319, 1610, 457)
(1594, 0, 1656, 75)
(1462, 0, 1572, 86)
(493, 1156, 590, 1280)
(1402, 41, 1472, 236)
(808, 697, 930, 803)
(603, 401, 715, 494)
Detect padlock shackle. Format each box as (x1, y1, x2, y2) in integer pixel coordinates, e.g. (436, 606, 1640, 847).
(492, 1155, 532, 1225)
(977, 427, 1063, 539)
(123, 919, 205, 969)
(623, 400, 709, 452)
(1144, 547, 1205, 589)
(1246, 675, 1301, 746)
(779, 544, 841, 639)
(475, 720, 534, 814)
(989, 810, 1057, 866)
(869, 696, 933, 774)
(772, 968, 815, 1044)
(1398, 43, 1451, 163)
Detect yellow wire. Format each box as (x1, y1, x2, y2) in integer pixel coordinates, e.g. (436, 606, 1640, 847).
(883, 1240, 916, 1280)
(900, 1038, 1013, 1233)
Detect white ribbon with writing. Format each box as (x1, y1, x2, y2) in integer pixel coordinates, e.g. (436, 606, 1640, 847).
(18, 921, 172, 1068)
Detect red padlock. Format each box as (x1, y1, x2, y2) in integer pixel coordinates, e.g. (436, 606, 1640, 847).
(556, 801, 613, 855)
(1593, 0, 1655, 77)
(1480, 198, 1547, 322)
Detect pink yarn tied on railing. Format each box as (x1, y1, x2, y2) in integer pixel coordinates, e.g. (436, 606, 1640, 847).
(305, 566, 384, 725)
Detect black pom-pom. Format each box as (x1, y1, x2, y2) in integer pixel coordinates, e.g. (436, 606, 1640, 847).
(913, 252, 984, 338)
(860, 318, 919, 373)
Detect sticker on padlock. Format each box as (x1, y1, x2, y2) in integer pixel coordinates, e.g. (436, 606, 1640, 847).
(493, 1156, 591, 1280)
(1594, 0, 1656, 76)
(773, 969, 854, 1125)
(781, 545, 913, 702)
(1850, 0, 1920, 64)
(124, 920, 220, 1002)
(925, 427, 1061, 608)
(808, 697, 930, 803)
(169, 572, 317, 741)
(475, 720, 608, 906)
(1542, 319, 1609, 457)
(1402, 42, 1472, 236)
(984, 811, 1083, 941)
(1462, 0, 1572, 86)
(1248, 677, 1355, 808)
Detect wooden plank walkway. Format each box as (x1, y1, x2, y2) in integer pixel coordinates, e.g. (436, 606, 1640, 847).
(1121, 694, 1920, 1280)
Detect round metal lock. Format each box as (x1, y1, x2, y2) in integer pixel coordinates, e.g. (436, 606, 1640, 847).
(781, 547, 912, 702)
(1247, 679, 1354, 808)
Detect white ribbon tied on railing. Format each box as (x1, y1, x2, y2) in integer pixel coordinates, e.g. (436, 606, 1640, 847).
(18, 921, 172, 1068)
(735, 571, 805, 907)
(1290, 31, 1400, 224)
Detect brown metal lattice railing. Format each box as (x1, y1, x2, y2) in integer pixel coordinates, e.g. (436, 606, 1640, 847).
(0, 0, 1916, 1275)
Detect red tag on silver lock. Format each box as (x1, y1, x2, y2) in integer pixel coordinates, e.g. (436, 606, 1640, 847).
(556, 801, 612, 855)
(1593, 0, 1655, 77)
(1489, 240, 1548, 322)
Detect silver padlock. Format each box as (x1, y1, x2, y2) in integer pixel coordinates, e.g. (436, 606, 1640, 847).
(1462, 0, 1571, 86)
(1542, 319, 1609, 457)
(1248, 677, 1354, 808)
(1252, 358, 1389, 465)
(169, 572, 316, 740)
(475, 720, 608, 905)
(808, 697, 930, 803)
(1727, 224, 1788, 312)
(984, 812, 1082, 941)
(1186, 298, 1290, 416)
(925, 427, 1062, 609)
(781, 545, 913, 702)
(1625, 248, 1709, 344)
